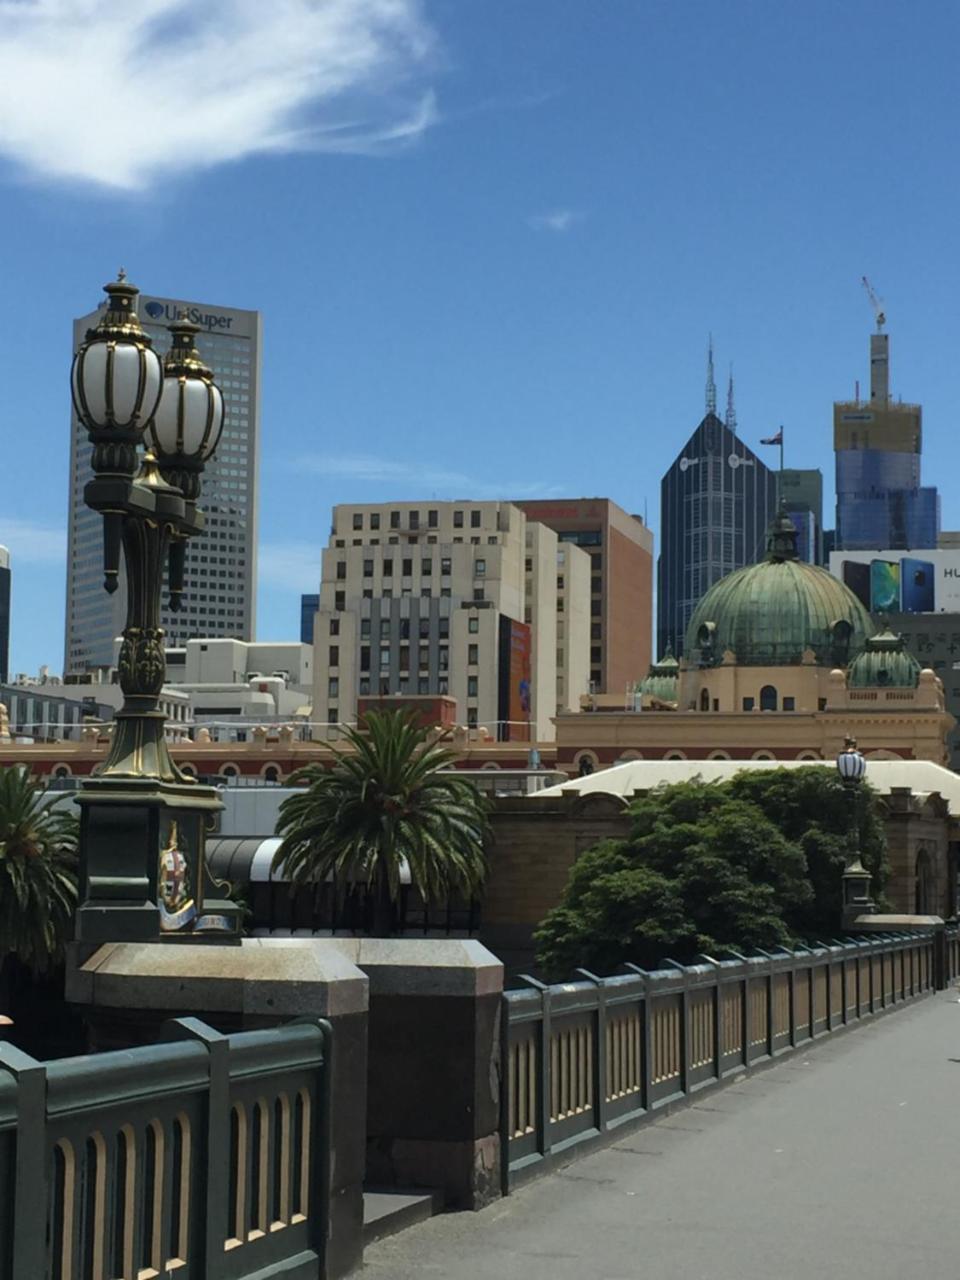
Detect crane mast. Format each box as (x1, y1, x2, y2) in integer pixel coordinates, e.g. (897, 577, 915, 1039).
(862, 276, 886, 332)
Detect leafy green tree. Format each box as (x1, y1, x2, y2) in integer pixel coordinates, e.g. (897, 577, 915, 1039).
(726, 766, 888, 937)
(534, 769, 889, 980)
(0, 766, 79, 987)
(274, 710, 490, 934)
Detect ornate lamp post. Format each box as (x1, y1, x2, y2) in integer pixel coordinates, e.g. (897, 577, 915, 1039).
(836, 736, 875, 927)
(71, 274, 237, 943)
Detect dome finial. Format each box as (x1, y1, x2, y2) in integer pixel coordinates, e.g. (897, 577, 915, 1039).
(766, 500, 798, 562)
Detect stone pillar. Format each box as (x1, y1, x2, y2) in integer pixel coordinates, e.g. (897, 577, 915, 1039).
(66, 938, 368, 1279)
(332, 938, 503, 1210)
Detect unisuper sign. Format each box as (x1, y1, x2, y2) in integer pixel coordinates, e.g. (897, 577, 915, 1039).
(142, 300, 234, 331)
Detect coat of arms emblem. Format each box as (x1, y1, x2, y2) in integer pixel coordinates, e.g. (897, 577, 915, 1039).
(158, 821, 197, 931)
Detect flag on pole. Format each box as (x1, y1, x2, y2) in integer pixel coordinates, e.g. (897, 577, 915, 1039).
(760, 429, 783, 446)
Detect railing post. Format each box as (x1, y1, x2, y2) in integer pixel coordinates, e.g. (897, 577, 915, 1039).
(0, 1043, 47, 1280)
(518, 975, 551, 1161)
(499, 993, 511, 1197)
(934, 926, 947, 990)
(575, 970, 608, 1133)
(163, 1016, 230, 1279)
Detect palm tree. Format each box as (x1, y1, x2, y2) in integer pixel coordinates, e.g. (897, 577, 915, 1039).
(0, 766, 79, 989)
(274, 710, 491, 935)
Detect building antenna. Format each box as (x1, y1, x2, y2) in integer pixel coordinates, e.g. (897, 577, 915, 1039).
(725, 364, 737, 434)
(705, 335, 717, 416)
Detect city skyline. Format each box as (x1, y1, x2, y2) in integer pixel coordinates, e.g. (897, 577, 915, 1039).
(5, 3, 960, 673)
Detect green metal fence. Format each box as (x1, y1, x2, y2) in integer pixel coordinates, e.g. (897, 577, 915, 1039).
(0, 1016, 332, 1280)
(501, 929, 958, 1191)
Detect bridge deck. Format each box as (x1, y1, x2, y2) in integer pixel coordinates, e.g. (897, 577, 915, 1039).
(366, 990, 960, 1279)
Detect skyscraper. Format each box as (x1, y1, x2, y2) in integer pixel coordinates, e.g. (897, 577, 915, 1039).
(65, 292, 261, 674)
(657, 349, 776, 658)
(0, 546, 9, 684)
(834, 319, 938, 549)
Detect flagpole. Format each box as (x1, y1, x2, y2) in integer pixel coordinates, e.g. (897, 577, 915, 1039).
(779, 426, 784, 508)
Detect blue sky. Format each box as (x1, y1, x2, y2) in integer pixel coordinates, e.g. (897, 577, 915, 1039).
(2, 0, 960, 674)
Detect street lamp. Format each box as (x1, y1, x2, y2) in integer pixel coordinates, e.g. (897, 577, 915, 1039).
(836, 736, 874, 926)
(70, 274, 238, 943)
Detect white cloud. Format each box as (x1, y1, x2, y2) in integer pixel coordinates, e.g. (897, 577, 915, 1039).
(258, 540, 323, 593)
(527, 209, 584, 233)
(298, 453, 566, 500)
(0, 0, 438, 190)
(0, 518, 66, 565)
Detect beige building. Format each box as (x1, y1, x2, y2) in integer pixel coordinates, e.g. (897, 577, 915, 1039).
(311, 501, 590, 741)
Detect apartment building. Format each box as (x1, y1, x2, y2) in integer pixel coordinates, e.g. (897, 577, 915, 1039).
(310, 502, 590, 740)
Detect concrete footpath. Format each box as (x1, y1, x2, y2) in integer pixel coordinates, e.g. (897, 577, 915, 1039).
(365, 991, 960, 1279)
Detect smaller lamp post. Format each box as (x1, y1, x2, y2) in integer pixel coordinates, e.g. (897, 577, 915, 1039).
(836, 736, 875, 927)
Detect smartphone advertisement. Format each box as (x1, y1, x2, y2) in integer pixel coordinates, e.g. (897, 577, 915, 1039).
(829, 551, 954, 614)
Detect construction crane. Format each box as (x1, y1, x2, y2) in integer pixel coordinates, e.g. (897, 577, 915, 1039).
(862, 276, 886, 331)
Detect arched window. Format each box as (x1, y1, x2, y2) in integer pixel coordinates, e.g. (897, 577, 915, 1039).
(263, 765, 280, 784)
(699, 688, 710, 711)
(759, 685, 778, 711)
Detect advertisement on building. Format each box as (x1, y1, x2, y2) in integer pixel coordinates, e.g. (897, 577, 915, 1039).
(829, 550, 960, 615)
(498, 616, 532, 741)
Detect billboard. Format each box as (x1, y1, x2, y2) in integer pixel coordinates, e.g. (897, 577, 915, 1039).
(829, 550, 960, 615)
(498, 616, 532, 741)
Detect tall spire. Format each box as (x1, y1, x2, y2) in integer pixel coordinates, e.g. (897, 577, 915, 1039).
(725, 364, 737, 434)
(705, 335, 717, 416)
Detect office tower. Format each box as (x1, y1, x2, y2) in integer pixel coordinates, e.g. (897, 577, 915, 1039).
(310, 501, 590, 740)
(300, 593, 320, 646)
(657, 352, 776, 658)
(515, 499, 654, 694)
(0, 546, 9, 684)
(781, 469, 824, 564)
(834, 318, 938, 549)
(64, 292, 261, 674)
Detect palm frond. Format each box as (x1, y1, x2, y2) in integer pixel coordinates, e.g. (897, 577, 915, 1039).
(273, 710, 490, 916)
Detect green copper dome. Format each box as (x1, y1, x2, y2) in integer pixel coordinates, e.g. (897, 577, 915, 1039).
(847, 628, 921, 688)
(685, 510, 873, 667)
(640, 645, 680, 703)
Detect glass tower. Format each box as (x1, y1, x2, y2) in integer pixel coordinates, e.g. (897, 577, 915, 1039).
(658, 412, 776, 659)
(834, 327, 938, 550)
(64, 294, 261, 674)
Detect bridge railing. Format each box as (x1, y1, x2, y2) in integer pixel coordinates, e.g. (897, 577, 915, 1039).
(0, 1016, 331, 1280)
(501, 929, 956, 1190)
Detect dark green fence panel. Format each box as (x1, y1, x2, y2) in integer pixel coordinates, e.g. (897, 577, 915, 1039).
(501, 929, 950, 1191)
(0, 1017, 331, 1280)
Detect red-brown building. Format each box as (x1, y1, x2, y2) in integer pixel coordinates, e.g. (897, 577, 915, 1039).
(516, 498, 653, 694)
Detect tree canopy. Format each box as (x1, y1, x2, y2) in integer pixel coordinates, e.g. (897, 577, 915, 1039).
(534, 767, 888, 980)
